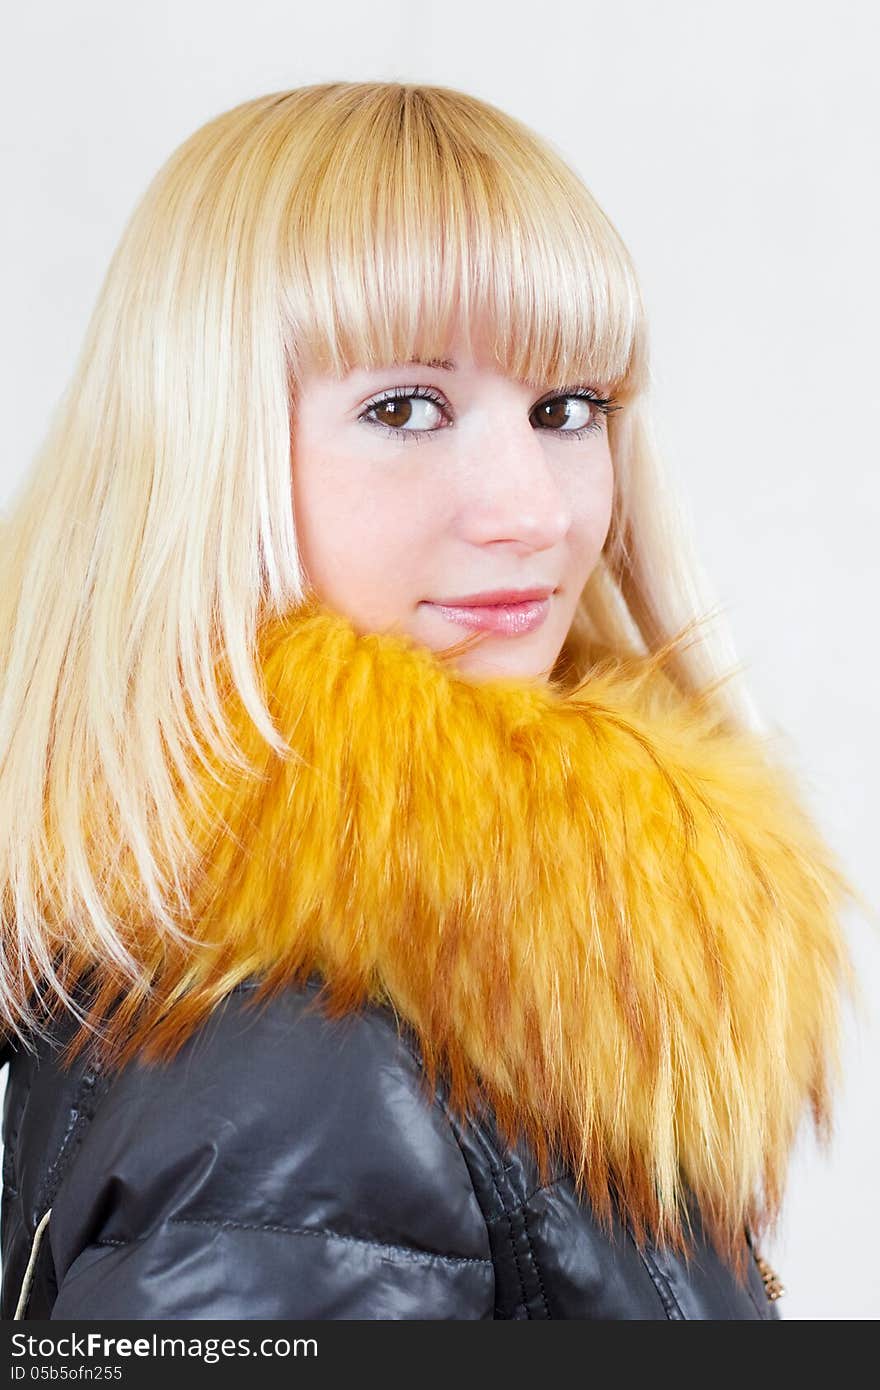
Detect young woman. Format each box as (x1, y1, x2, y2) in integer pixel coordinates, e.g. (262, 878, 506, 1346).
(0, 81, 860, 1320)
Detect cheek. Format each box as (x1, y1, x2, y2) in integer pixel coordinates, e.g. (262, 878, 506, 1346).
(292, 447, 364, 593)
(568, 450, 615, 558)
(291, 446, 446, 612)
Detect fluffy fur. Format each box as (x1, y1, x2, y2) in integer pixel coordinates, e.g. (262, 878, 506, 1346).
(64, 594, 856, 1270)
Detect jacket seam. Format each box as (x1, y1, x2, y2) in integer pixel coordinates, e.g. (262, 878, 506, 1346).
(316, 989, 506, 1220)
(34, 1094, 86, 1216)
(521, 1201, 551, 1314)
(33, 1067, 114, 1219)
(390, 1024, 525, 1308)
(484, 1179, 561, 1224)
(387, 1022, 501, 1252)
(629, 1234, 685, 1320)
(90, 1216, 492, 1268)
(391, 1014, 551, 1318)
(467, 1118, 549, 1318)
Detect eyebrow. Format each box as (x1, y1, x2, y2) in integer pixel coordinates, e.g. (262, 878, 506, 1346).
(405, 358, 457, 371)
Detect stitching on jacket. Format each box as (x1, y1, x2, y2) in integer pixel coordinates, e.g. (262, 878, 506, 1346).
(394, 1013, 550, 1318)
(89, 1217, 492, 1268)
(432, 1083, 505, 1319)
(465, 1117, 552, 1319)
(484, 1178, 561, 1225)
(374, 1015, 507, 1293)
(329, 1003, 547, 1316)
(466, 1121, 531, 1316)
(33, 1067, 114, 1218)
(520, 1201, 551, 1317)
(629, 1235, 685, 1320)
(34, 1097, 83, 1211)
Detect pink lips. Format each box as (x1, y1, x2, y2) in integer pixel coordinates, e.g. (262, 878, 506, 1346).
(423, 587, 556, 636)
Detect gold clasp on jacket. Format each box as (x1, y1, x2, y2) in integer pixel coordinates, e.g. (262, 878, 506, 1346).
(754, 1251, 785, 1301)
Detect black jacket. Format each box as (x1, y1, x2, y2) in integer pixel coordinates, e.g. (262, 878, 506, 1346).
(1, 974, 780, 1320)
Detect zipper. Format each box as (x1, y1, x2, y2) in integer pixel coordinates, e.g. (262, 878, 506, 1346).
(14, 1207, 52, 1319)
(8, 1055, 115, 1319)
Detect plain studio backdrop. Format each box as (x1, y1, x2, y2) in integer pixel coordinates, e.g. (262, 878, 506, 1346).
(1, 0, 877, 1321)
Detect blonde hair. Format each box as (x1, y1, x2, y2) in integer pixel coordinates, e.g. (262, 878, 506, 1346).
(1, 81, 779, 1045)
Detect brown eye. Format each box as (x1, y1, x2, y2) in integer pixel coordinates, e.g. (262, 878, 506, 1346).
(533, 396, 595, 431)
(360, 389, 448, 441)
(372, 397, 442, 430)
(373, 399, 411, 427)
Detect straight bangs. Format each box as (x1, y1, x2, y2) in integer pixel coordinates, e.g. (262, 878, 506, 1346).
(278, 85, 649, 402)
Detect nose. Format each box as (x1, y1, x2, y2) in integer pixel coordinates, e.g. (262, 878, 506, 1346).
(454, 420, 571, 553)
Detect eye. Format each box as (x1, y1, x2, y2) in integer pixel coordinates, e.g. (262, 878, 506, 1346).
(358, 386, 449, 443)
(531, 389, 616, 441)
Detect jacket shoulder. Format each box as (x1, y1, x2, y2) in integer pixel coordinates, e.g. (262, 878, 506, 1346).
(42, 978, 494, 1318)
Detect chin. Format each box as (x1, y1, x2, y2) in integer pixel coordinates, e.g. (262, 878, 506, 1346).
(444, 645, 556, 686)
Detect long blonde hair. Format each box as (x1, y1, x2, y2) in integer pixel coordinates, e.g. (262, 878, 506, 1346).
(1, 81, 777, 1045)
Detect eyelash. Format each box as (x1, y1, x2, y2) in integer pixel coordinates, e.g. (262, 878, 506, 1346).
(357, 384, 619, 445)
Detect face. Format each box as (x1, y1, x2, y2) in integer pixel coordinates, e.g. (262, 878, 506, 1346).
(290, 325, 615, 684)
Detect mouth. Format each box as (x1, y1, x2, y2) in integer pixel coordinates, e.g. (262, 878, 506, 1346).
(420, 590, 555, 637)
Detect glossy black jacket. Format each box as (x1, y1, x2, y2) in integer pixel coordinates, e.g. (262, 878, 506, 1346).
(1, 975, 780, 1320)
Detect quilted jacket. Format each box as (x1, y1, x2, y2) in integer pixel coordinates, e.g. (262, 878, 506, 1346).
(1, 975, 783, 1319)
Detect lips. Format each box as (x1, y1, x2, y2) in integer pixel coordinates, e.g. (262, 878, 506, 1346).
(430, 586, 555, 607)
(424, 594, 553, 636)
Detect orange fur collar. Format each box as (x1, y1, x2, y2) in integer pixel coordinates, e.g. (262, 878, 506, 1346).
(70, 595, 856, 1266)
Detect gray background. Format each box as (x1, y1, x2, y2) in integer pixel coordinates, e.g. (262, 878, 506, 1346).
(1, 0, 877, 1319)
